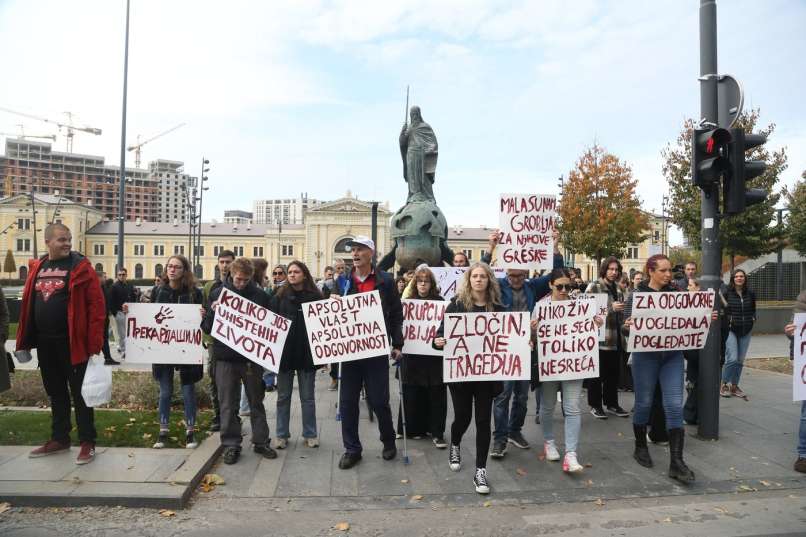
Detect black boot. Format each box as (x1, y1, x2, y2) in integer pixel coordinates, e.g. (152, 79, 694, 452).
(668, 428, 695, 483)
(633, 424, 653, 468)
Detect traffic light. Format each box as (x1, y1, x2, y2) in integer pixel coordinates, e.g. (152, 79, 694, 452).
(723, 128, 768, 215)
(691, 127, 731, 188)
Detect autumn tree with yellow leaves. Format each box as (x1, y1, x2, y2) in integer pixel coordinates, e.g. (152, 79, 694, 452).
(557, 144, 649, 269)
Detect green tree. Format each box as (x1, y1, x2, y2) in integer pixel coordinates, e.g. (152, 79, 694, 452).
(786, 170, 806, 255)
(558, 144, 649, 268)
(662, 109, 787, 267)
(3, 249, 15, 278)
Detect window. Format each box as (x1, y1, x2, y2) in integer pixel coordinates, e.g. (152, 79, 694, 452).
(626, 246, 639, 259)
(480, 249, 488, 259)
(654, 231, 660, 242)
(16, 238, 31, 252)
(153, 244, 164, 256)
(193, 245, 204, 257)
(155, 263, 163, 276)
(134, 263, 143, 278)
(233, 246, 244, 256)
(114, 244, 119, 256)
(462, 249, 473, 260)
(16, 218, 31, 230)
(213, 245, 225, 256)
(174, 245, 184, 255)
(282, 245, 293, 256)
(93, 244, 105, 256)
(253, 246, 264, 257)
(134, 244, 145, 256)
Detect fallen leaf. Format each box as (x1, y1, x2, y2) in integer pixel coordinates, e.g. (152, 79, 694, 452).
(483, 501, 492, 507)
(202, 474, 226, 486)
(515, 468, 527, 476)
(584, 463, 593, 468)
(412, 495, 423, 501)
(594, 498, 605, 507)
(334, 522, 350, 531)
(713, 507, 729, 514)
(159, 509, 176, 517)
(585, 479, 594, 487)
(759, 480, 771, 487)
(662, 517, 672, 523)
(617, 432, 623, 437)
(127, 465, 135, 470)
(170, 437, 178, 442)
(737, 485, 757, 493)
(199, 483, 212, 493)
(0, 502, 11, 514)
(400, 479, 409, 484)
(129, 418, 136, 423)
(143, 433, 152, 440)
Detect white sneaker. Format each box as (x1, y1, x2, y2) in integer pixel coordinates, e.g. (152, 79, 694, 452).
(562, 451, 583, 473)
(275, 438, 288, 449)
(544, 440, 560, 462)
(473, 468, 490, 494)
(304, 437, 319, 448)
(449, 444, 461, 472)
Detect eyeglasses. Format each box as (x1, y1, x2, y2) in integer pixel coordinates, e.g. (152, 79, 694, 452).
(117, 273, 126, 276)
(554, 284, 573, 291)
(272, 271, 285, 276)
(166, 264, 184, 270)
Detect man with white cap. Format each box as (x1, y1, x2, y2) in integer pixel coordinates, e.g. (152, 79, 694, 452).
(334, 236, 403, 469)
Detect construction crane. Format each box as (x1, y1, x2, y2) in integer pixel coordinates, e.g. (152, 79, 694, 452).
(127, 122, 186, 168)
(0, 106, 102, 153)
(0, 124, 57, 142)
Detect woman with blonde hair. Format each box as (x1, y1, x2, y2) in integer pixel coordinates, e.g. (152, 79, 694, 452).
(433, 262, 504, 494)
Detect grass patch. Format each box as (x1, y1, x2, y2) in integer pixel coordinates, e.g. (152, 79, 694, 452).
(8, 322, 16, 339)
(0, 408, 214, 448)
(745, 357, 792, 375)
(0, 370, 213, 410)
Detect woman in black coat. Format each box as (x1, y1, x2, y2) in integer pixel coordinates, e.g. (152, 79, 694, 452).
(397, 266, 446, 447)
(270, 260, 323, 449)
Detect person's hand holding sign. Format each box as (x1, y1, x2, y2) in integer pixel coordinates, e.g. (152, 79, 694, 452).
(433, 337, 446, 349)
(390, 348, 402, 362)
(594, 315, 604, 328)
(612, 301, 625, 313)
(785, 323, 796, 338)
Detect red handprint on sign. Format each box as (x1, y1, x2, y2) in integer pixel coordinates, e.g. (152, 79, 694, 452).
(154, 306, 175, 325)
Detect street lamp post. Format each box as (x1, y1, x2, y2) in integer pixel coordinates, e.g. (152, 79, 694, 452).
(776, 207, 790, 301)
(661, 194, 670, 256)
(116, 0, 131, 274)
(195, 159, 210, 277)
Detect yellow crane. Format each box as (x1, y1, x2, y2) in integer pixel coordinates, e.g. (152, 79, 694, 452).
(0, 106, 102, 153)
(127, 123, 186, 168)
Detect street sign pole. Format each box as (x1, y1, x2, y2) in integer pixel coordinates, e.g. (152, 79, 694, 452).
(697, 0, 722, 440)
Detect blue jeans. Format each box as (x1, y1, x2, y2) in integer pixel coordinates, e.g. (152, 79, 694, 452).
(539, 379, 583, 453)
(798, 401, 806, 458)
(721, 332, 752, 385)
(493, 380, 529, 442)
(632, 351, 684, 430)
(155, 366, 196, 430)
(276, 369, 318, 439)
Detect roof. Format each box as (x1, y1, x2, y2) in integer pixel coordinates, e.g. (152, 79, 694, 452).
(0, 193, 101, 212)
(86, 220, 305, 237)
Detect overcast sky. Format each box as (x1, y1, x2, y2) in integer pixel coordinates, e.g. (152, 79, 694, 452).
(1, 0, 804, 246)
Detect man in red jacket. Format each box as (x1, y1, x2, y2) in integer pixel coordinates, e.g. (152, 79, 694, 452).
(16, 223, 106, 464)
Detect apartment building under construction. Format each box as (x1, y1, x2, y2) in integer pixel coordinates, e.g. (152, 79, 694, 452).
(0, 138, 196, 223)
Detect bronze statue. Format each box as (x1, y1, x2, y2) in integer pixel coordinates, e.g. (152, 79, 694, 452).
(399, 106, 438, 203)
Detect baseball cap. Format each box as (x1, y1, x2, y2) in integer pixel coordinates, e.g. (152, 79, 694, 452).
(346, 235, 375, 252)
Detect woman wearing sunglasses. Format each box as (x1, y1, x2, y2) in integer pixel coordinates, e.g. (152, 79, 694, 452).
(535, 268, 603, 473)
(622, 254, 716, 483)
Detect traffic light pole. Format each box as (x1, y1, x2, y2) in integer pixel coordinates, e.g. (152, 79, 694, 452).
(697, 0, 722, 440)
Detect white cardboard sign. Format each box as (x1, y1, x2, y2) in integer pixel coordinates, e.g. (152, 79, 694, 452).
(211, 288, 291, 373)
(534, 297, 600, 381)
(430, 266, 507, 301)
(125, 303, 205, 365)
(625, 291, 715, 353)
(303, 290, 390, 365)
(578, 292, 609, 342)
(793, 313, 806, 401)
(442, 312, 531, 382)
(498, 194, 556, 271)
(401, 299, 446, 356)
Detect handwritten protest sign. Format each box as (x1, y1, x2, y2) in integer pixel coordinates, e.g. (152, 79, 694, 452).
(534, 297, 599, 381)
(211, 288, 290, 373)
(443, 312, 530, 382)
(625, 291, 715, 353)
(793, 313, 806, 401)
(303, 290, 390, 365)
(578, 293, 609, 342)
(402, 299, 446, 356)
(431, 266, 507, 301)
(498, 194, 556, 271)
(125, 303, 205, 365)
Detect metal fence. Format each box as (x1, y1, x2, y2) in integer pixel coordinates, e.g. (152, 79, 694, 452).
(746, 262, 802, 301)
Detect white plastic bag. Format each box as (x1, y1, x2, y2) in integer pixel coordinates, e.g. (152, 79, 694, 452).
(81, 355, 112, 407)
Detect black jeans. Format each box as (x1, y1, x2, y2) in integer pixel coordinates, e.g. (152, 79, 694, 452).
(339, 356, 395, 455)
(587, 349, 621, 409)
(449, 382, 497, 469)
(102, 315, 112, 361)
(38, 337, 96, 444)
(207, 345, 220, 419)
(330, 363, 339, 380)
(648, 382, 668, 442)
(397, 384, 447, 438)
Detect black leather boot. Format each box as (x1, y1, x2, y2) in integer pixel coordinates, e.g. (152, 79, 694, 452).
(668, 428, 695, 483)
(633, 424, 653, 468)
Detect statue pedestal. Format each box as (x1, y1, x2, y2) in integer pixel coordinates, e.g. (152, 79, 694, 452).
(390, 200, 448, 270)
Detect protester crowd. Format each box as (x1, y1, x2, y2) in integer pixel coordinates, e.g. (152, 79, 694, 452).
(3, 222, 804, 498)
